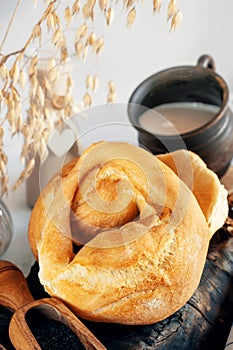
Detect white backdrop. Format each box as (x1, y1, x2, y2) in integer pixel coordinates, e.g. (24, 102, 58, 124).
(1, 0, 233, 104)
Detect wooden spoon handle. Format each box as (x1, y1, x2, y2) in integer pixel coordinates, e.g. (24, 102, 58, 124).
(0, 260, 34, 311)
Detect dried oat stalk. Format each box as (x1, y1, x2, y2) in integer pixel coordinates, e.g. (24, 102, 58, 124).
(153, 0, 162, 13)
(0, 0, 183, 194)
(107, 80, 116, 103)
(167, 0, 183, 31)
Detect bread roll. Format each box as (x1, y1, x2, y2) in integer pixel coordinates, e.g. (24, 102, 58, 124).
(28, 142, 227, 325)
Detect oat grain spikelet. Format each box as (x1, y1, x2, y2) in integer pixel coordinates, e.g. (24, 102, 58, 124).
(0, 0, 182, 194)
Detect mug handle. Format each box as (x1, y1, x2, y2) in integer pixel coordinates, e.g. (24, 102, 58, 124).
(197, 54, 216, 71)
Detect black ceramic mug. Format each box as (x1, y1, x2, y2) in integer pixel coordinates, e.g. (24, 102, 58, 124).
(128, 55, 233, 177)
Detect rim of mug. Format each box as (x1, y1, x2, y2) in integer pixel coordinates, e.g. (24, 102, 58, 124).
(128, 64, 229, 140)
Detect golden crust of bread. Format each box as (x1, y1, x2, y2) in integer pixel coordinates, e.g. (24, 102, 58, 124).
(157, 150, 228, 237)
(28, 142, 213, 325)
